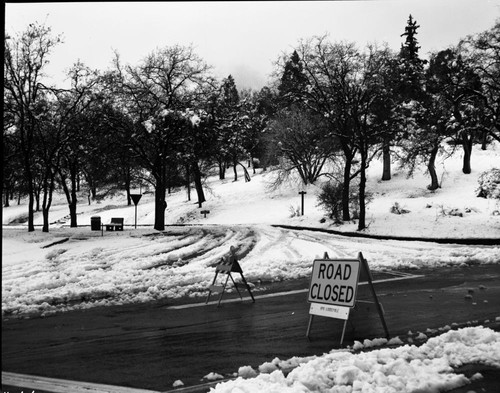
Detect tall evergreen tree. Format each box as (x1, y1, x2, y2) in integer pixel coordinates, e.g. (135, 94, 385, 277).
(278, 50, 308, 107)
(399, 15, 426, 102)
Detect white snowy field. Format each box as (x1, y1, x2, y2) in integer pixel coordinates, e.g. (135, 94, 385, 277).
(2, 142, 500, 318)
(2, 142, 500, 392)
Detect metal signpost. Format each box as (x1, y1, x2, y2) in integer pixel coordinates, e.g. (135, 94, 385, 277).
(298, 191, 307, 215)
(306, 252, 389, 345)
(130, 194, 142, 229)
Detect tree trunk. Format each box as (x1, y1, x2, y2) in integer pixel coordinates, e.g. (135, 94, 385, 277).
(481, 131, 488, 150)
(4, 188, 10, 207)
(41, 172, 55, 233)
(27, 181, 35, 232)
(461, 131, 472, 174)
(42, 207, 50, 233)
(342, 152, 353, 222)
(381, 138, 391, 181)
(185, 164, 191, 202)
(427, 146, 440, 190)
(125, 166, 132, 206)
(218, 160, 225, 180)
(35, 188, 41, 212)
(69, 165, 78, 227)
(154, 183, 167, 231)
(358, 151, 368, 231)
(191, 160, 206, 207)
(233, 156, 238, 181)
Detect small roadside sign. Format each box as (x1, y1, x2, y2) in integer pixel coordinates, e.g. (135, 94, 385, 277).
(309, 303, 350, 320)
(205, 246, 255, 307)
(130, 194, 142, 206)
(307, 259, 360, 307)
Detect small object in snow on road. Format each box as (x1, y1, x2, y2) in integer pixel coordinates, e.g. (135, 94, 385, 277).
(172, 380, 184, 388)
(429, 295, 433, 299)
(472, 302, 477, 305)
(203, 372, 224, 381)
(467, 288, 474, 294)
(483, 300, 489, 303)
(465, 294, 473, 299)
(479, 285, 486, 290)
(416, 332, 427, 340)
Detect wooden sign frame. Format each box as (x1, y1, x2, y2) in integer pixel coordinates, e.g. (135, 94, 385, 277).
(206, 246, 255, 307)
(306, 252, 389, 346)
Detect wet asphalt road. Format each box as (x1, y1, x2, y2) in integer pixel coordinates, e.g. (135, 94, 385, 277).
(2, 264, 500, 392)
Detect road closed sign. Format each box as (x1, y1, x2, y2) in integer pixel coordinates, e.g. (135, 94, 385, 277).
(308, 259, 360, 307)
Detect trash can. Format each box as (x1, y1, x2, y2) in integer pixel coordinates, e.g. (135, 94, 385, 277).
(91, 216, 101, 231)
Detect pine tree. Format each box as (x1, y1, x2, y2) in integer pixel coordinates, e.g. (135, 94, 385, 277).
(278, 50, 308, 107)
(222, 75, 239, 106)
(399, 15, 426, 101)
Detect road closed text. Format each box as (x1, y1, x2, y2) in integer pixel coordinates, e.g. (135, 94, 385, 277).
(309, 282, 354, 303)
(308, 259, 360, 307)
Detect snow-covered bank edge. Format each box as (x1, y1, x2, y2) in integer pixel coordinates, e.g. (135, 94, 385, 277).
(207, 325, 500, 393)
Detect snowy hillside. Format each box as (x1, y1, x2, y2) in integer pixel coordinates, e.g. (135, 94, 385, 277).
(3, 142, 500, 238)
(2, 142, 499, 318)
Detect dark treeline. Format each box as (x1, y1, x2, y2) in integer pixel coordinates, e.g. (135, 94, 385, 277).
(3, 16, 500, 232)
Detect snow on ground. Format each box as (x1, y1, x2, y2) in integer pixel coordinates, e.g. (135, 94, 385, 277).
(210, 326, 500, 393)
(2, 224, 499, 318)
(2, 143, 500, 392)
(2, 144, 500, 318)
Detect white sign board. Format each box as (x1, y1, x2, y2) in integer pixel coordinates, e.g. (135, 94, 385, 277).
(309, 303, 350, 320)
(307, 259, 360, 307)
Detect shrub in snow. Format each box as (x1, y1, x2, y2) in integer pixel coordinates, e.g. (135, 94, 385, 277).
(390, 202, 410, 214)
(317, 181, 370, 223)
(317, 181, 344, 223)
(476, 168, 500, 199)
(288, 204, 301, 218)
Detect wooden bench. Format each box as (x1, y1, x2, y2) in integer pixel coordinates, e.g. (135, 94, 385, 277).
(105, 217, 124, 231)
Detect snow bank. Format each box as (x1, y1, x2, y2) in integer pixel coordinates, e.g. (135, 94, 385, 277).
(210, 326, 500, 393)
(3, 224, 499, 318)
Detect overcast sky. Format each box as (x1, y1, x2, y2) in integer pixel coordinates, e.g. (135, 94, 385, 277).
(5, 0, 500, 90)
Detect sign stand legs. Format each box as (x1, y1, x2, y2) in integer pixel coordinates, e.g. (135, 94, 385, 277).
(359, 252, 390, 339)
(339, 320, 348, 346)
(216, 273, 231, 307)
(306, 315, 314, 339)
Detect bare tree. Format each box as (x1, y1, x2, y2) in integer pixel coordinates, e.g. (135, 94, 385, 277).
(111, 45, 213, 230)
(459, 21, 500, 144)
(266, 106, 336, 186)
(4, 22, 62, 231)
